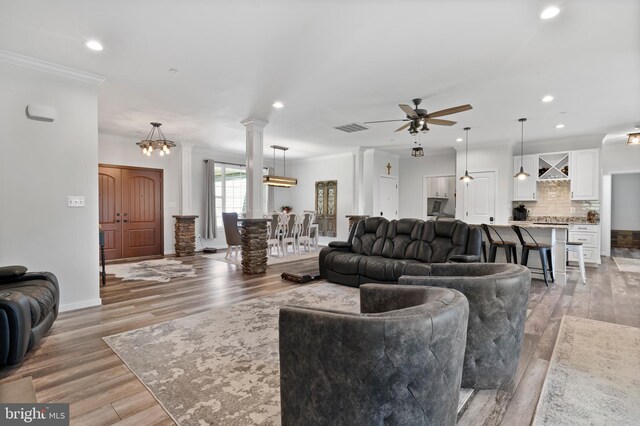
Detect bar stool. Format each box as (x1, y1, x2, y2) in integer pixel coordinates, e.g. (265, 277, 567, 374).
(567, 242, 587, 284)
(481, 224, 518, 264)
(511, 225, 554, 286)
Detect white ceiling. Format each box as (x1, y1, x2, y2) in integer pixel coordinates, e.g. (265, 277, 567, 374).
(1, 0, 638, 158)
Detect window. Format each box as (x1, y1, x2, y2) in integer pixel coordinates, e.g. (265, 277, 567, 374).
(214, 163, 268, 229)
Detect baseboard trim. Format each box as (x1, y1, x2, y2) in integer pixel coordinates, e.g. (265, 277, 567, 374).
(60, 298, 102, 312)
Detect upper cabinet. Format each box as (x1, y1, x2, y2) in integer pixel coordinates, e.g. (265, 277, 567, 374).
(513, 155, 537, 201)
(427, 176, 453, 198)
(570, 149, 599, 200)
(538, 152, 569, 180)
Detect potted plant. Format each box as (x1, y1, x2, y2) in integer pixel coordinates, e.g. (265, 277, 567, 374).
(281, 205, 292, 213)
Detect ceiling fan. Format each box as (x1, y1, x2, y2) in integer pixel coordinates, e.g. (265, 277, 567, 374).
(364, 98, 472, 134)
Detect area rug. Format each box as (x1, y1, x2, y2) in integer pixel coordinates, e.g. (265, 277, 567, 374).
(533, 315, 640, 425)
(203, 250, 319, 267)
(105, 259, 197, 282)
(613, 257, 640, 273)
(104, 282, 472, 425)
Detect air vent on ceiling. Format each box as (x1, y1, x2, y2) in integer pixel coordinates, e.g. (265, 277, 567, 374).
(334, 123, 370, 133)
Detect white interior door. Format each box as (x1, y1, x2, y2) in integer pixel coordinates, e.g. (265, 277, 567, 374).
(379, 176, 398, 219)
(463, 171, 496, 224)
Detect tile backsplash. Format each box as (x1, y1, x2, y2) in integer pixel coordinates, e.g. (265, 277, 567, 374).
(513, 180, 599, 218)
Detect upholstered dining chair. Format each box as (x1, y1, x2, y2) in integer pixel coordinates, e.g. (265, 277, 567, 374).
(222, 212, 242, 263)
(296, 212, 313, 254)
(279, 284, 469, 426)
(267, 214, 282, 257)
(281, 212, 298, 256)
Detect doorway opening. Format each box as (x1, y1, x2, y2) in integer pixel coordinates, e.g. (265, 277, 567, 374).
(610, 172, 640, 258)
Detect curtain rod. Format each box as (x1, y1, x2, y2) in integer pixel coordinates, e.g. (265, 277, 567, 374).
(204, 159, 246, 167)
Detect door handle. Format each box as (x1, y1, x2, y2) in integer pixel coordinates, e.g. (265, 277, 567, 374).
(123, 220, 128, 223)
(116, 220, 120, 223)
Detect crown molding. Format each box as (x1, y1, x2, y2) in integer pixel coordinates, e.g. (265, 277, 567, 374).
(0, 49, 105, 85)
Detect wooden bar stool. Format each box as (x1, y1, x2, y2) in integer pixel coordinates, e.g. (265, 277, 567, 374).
(567, 242, 587, 284)
(481, 224, 518, 264)
(511, 225, 554, 286)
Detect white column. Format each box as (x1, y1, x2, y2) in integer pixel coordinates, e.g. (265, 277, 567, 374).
(241, 118, 268, 219)
(179, 143, 193, 215)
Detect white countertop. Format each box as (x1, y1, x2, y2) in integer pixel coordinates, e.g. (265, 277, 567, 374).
(498, 221, 570, 229)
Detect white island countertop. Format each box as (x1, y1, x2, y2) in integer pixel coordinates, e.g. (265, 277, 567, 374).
(503, 221, 570, 229)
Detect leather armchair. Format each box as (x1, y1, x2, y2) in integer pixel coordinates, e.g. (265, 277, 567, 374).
(279, 284, 469, 426)
(399, 263, 530, 389)
(0, 265, 59, 367)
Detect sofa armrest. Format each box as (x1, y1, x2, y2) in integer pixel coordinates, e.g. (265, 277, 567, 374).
(0, 290, 32, 365)
(449, 254, 480, 263)
(328, 241, 352, 250)
(0, 265, 27, 282)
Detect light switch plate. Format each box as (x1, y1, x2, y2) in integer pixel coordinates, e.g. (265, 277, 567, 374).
(67, 196, 85, 207)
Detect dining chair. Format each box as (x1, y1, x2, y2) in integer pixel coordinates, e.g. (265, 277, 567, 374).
(222, 212, 242, 263)
(281, 212, 298, 256)
(297, 212, 312, 254)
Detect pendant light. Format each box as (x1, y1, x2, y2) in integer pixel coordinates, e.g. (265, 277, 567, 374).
(411, 132, 424, 157)
(459, 127, 473, 182)
(136, 122, 176, 156)
(263, 145, 298, 187)
(627, 132, 640, 145)
(514, 118, 531, 180)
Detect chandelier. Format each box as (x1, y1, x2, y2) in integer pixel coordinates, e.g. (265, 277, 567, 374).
(263, 145, 297, 187)
(136, 122, 176, 156)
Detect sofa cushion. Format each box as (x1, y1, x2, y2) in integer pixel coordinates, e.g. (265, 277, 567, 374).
(323, 251, 365, 276)
(382, 219, 426, 260)
(351, 217, 388, 256)
(0, 265, 27, 281)
(429, 219, 469, 262)
(358, 256, 422, 282)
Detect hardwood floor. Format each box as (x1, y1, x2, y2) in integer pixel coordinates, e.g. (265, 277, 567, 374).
(1, 254, 638, 425)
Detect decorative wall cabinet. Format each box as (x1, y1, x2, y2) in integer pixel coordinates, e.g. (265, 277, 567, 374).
(512, 155, 538, 201)
(315, 180, 337, 237)
(570, 150, 599, 200)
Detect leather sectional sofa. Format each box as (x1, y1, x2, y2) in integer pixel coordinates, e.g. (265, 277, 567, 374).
(0, 265, 59, 367)
(319, 217, 482, 286)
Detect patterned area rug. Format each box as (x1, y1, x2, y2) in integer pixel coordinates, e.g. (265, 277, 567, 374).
(533, 315, 640, 425)
(105, 259, 197, 282)
(613, 257, 640, 273)
(203, 250, 319, 267)
(104, 283, 472, 425)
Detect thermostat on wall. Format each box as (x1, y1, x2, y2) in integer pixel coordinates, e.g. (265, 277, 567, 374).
(26, 104, 57, 122)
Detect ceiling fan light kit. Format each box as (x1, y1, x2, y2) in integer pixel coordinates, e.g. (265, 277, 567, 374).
(136, 122, 176, 156)
(411, 146, 424, 157)
(459, 127, 474, 182)
(627, 132, 640, 145)
(514, 118, 531, 180)
(263, 145, 298, 188)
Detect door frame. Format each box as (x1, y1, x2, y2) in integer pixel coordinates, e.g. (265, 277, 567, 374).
(601, 169, 640, 256)
(422, 174, 455, 219)
(459, 169, 498, 224)
(378, 175, 398, 219)
(99, 163, 164, 259)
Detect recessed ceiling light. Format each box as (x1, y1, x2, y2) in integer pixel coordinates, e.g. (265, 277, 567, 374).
(540, 6, 560, 20)
(456, 138, 463, 142)
(85, 40, 103, 51)
(542, 95, 554, 103)
(272, 101, 284, 109)
(169, 68, 180, 74)
(555, 124, 565, 129)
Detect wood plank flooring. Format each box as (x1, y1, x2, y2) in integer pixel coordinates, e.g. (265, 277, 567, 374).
(1, 251, 638, 425)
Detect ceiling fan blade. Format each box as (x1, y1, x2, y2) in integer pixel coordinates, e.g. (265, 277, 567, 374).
(427, 104, 473, 118)
(426, 118, 457, 126)
(363, 119, 410, 124)
(399, 104, 418, 118)
(394, 122, 411, 132)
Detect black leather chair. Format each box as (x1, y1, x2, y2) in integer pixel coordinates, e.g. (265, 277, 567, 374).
(481, 223, 518, 264)
(511, 225, 554, 286)
(0, 266, 59, 367)
(279, 284, 469, 426)
(399, 263, 531, 390)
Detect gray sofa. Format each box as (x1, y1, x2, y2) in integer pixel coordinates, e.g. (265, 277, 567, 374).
(399, 263, 531, 389)
(319, 217, 483, 287)
(279, 284, 469, 426)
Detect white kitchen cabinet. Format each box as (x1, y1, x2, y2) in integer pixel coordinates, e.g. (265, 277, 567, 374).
(513, 155, 538, 201)
(568, 224, 601, 264)
(570, 150, 599, 200)
(427, 177, 453, 198)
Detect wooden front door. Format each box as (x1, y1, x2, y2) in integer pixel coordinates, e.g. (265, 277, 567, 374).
(99, 165, 163, 260)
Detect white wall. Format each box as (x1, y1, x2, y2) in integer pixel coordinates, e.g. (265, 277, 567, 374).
(398, 153, 456, 219)
(0, 62, 101, 311)
(363, 149, 399, 217)
(611, 173, 640, 231)
(456, 143, 514, 225)
(273, 153, 355, 241)
(98, 133, 182, 255)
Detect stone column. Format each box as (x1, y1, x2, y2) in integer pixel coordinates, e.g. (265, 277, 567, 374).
(173, 215, 198, 256)
(241, 118, 268, 219)
(238, 218, 269, 274)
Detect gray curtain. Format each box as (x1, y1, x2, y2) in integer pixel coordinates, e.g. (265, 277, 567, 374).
(204, 159, 217, 238)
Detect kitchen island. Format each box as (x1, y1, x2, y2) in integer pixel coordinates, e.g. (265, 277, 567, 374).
(489, 222, 568, 285)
